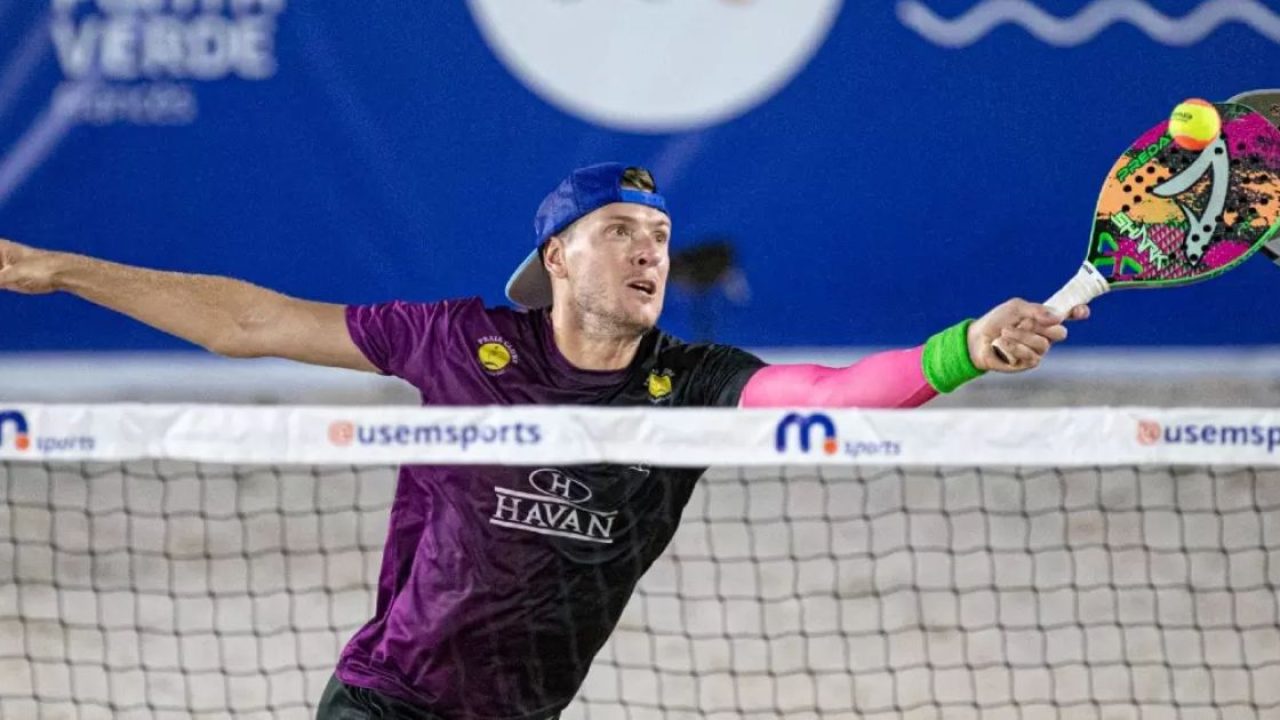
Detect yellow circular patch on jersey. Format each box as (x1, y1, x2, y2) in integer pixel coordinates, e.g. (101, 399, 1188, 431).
(647, 372, 673, 400)
(478, 342, 512, 372)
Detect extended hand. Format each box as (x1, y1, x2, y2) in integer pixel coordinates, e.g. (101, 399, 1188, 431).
(967, 298, 1089, 373)
(0, 238, 63, 295)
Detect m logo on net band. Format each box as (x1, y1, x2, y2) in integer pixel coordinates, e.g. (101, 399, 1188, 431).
(775, 412, 901, 459)
(0, 410, 94, 453)
(1137, 419, 1280, 453)
(0, 411, 31, 451)
(490, 468, 618, 544)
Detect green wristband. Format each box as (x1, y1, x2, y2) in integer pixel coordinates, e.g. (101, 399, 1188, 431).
(922, 319, 985, 394)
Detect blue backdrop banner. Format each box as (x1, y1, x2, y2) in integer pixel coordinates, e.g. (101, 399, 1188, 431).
(1, 1, 1278, 351)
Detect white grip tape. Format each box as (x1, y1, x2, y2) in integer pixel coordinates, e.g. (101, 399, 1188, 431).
(1043, 262, 1109, 316)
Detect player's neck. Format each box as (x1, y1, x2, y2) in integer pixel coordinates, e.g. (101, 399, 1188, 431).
(549, 305, 644, 371)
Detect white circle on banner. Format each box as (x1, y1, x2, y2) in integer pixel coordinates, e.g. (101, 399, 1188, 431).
(466, 0, 843, 133)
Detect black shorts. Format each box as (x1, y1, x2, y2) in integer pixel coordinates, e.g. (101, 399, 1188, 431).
(316, 675, 560, 720)
(316, 675, 446, 719)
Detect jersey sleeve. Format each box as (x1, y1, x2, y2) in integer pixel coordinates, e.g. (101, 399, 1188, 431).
(687, 344, 767, 407)
(345, 299, 456, 381)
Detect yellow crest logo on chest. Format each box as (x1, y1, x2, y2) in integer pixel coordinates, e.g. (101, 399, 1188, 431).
(477, 336, 517, 373)
(647, 370, 673, 400)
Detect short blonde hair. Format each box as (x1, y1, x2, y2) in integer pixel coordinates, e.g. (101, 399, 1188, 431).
(620, 166, 657, 192)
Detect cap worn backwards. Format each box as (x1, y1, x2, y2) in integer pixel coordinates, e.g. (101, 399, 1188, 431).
(505, 162, 668, 309)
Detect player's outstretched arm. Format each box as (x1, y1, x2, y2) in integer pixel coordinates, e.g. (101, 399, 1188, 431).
(0, 238, 378, 372)
(739, 298, 1088, 409)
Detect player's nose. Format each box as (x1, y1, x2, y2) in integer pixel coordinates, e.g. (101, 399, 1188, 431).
(631, 243, 660, 267)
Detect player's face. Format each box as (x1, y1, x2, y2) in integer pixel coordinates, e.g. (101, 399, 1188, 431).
(553, 203, 670, 334)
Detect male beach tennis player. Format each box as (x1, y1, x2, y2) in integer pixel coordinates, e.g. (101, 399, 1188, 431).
(0, 163, 1087, 719)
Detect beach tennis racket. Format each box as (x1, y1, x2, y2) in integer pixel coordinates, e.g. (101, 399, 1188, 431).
(993, 98, 1280, 363)
(1228, 89, 1280, 265)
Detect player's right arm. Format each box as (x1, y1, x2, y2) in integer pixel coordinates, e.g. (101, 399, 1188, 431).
(0, 238, 378, 372)
(739, 299, 1090, 409)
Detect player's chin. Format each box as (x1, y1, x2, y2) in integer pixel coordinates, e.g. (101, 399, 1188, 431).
(622, 298, 662, 331)
(630, 308, 661, 332)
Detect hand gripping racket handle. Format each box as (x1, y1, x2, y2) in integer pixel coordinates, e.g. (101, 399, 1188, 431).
(991, 262, 1107, 365)
(1043, 261, 1109, 316)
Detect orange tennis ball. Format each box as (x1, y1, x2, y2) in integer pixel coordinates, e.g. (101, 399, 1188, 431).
(1168, 98, 1221, 151)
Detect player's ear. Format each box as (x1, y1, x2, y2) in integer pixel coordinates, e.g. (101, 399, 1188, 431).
(543, 236, 569, 280)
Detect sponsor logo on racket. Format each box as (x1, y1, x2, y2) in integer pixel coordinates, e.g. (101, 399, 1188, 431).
(467, 0, 842, 132)
(0, 409, 94, 454)
(1136, 418, 1280, 452)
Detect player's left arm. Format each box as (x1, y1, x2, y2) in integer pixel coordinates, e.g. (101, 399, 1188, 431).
(738, 298, 1089, 409)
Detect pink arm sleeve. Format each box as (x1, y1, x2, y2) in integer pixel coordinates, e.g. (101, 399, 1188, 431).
(738, 346, 937, 409)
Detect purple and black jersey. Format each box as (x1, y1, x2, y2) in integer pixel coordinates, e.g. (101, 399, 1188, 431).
(336, 298, 764, 720)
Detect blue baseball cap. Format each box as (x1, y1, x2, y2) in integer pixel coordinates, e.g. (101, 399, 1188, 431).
(505, 162, 668, 309)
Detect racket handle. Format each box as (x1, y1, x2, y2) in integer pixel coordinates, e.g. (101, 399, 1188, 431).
(1043, 261, 1109, 316)
(991, 262, 1107, 366)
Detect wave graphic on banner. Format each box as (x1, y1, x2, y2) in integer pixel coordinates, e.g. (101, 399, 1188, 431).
(897, 0, 1280, 47)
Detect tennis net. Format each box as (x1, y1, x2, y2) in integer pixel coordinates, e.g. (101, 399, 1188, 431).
(2, 405, 1278, 719)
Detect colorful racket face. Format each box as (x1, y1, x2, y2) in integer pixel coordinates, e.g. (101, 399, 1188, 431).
(1085, 102, 1280, 290)
(993, 101, 1280, 365)
(1228, 90, 1280, 263)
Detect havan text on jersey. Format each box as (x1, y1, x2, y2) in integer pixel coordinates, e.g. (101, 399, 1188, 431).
(489, 468, 620, 544)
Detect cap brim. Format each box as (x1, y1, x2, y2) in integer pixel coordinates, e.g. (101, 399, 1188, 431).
(505, 248, 553, 309)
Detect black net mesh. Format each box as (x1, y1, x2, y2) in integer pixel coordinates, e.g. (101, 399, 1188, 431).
(2, 461, 1279, 719)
